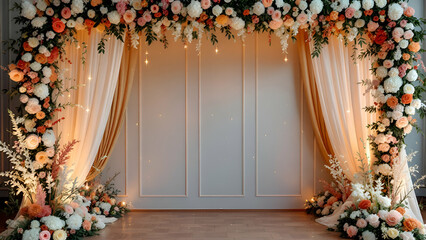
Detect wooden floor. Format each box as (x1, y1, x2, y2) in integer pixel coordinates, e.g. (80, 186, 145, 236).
(89, 211, 342, 240)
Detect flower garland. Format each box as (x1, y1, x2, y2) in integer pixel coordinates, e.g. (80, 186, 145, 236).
(1, 0, 426, 239)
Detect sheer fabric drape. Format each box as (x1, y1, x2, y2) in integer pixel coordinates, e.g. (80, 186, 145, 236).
(56, 30, 124, 186)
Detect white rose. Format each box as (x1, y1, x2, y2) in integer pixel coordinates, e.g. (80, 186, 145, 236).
(42, 66, 52, 78)
(399, 39, 409, 49)
(22, 53, 33, 62)
(52, 230, 67, 240)
(299, 1, 308, 11)
(46, 31, 55, 39)
(392, 110, 403, 120)
(405, 106, 415, 115)
(275, 0, 284, 8)
(71, 0, 84, 15)
(230, 17, 245, 31)
(375, 0, 386, 8)
(30, 220, 40, 229)
(187, 1, 203, 18)
(28, 37, 39, 48)
(374, 133, 387, 144)
(67, 20, 76, 28)
(212, 5, 223, 16)
(388, 3, 403, 21)
(107, 11, 121, 25)
(20, 94, 29, 104)
(30, 62, 42, 71)
(362, 231, 376, 240)
(100, 6, 108, 15)
(362, 0, 374, 10)
(355, 19, 365, 28)
(403, 84, 415, 94)
(376, 66, 387, 79)
(354, 10, 362, 18)
(410, 99, 422, 109)
(309, 0, 324, 14)
(405, 23, 414, 30)
(36, 0, 47, 11)
(21, 0, 37, 20)
(42, 129, 56, 148)
(31, 17, 47, 28)
(406, 69, 418, 82)
(253, 1, 265, 16)
(383, 76, 402, 93)
(88, 9, 96, 19)
(25, 134, 40, 150)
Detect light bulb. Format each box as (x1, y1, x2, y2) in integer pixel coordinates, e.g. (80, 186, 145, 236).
(184, 44, 187, 49)
(215, 47, 219, 54)
(86, 108, 90, 112)
(88, 76, 92, 80)
(284, 57, 288, 62)
(145, 59, 149, 65)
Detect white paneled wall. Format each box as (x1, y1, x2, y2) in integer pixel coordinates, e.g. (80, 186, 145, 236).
(101, 32, 327, 209)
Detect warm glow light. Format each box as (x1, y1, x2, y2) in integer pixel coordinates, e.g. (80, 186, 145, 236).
(68, 94, 71, 98)
(184, 44, 188, 49)
(284, 57, 288, 62)
(86, 108, 90, 112)
(145, 59, 149, 65)
(88, 76, 92, 81)
(85, 185, 89, 190)
(215, 47, 219, 54)
(145, 51, 148, 55)
(122, 202, 126, 207)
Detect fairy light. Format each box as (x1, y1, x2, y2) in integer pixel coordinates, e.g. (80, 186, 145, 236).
(86, 108, 90, 112)
(215, 46, 219, 54)
(184, 43, 188, 49)
(284, 55, 288, 62)
(88, 76, 92, 81)
(145, 50, 149, 65)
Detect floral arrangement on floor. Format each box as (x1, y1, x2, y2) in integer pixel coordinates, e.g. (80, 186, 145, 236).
(1, 0, 425, 239)
(79, 175, 129, 219)
(306, 156, 351, 217)
(335, 153, 426, 240)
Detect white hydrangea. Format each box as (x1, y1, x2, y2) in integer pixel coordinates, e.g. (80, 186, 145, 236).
(331, 0, 349, 12)
(375, 0, 386, 8)
(99, 202, 112, 212)
(30, 220, 40, 229)
(100, 6, 108, 15)
(377, 164, 392, 176)
(42, 66, 52, 78)
(31, 17, 47, 28)
(350, 210, 361, 219)
(34, 84, 49, 100)
(299, 1, 308, 11)
(406, 69, 418, 82)
(22, 53, 32, 62)
(40, 216, 65, 231)
(362, 0, 374, 10)
(108, 11, 121, 25)
(310, 0, 324, 14)
(405, 23, 414, 30)
(411, 99, 422, 109)
(395, 104, 404, 113)
(405, 106, 415, 115)
(376, 66, 388, 78)
(392, 110, 403, 120)
(383, 76, 402, 93)
(275, 0, 284, 8)
(212, 5, 223, 16)
(362, 231, 376, 240)
(187, 1, 203, 18)
(388, 3, 403, 21)
(42, 129, 56, 148)
(349, 0, 361, 10)
(230, 17, 245, 30)
(377, 195, 392, 208)
(36, 0, 47, 11)
(71, 0, 84, 15)
(66, 214, 83, 230)
(21, 0, 37, 20)
(22, 228, 40, 240)
(253, 1, 265, 16)
(30, 62, 42, 71)
(393, 48, 401, 61)
(95, 221, 105, 230)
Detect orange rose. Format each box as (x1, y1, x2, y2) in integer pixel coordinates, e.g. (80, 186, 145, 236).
(50, 68, 58, 82)
(8, 64, 17, 71)
(35, 151, 49, 165)
(403, 218, 422, 231)
(330, 11, 339, 21)
(358, 199, 371, 210)
(395, 207, 406, 216)
(243, 9, 250, 16)
(52, 18, 65, 33)
(35, 53, 47, 64)
(402, 53, 411, 61)
(85, 19, 95, 29)
(401, 94, 413, 105)
(408, 42, 420, 53)
(9, 69, 25, 82)
(96, 23, 105, 32)
(386, 96, 398, 109)
(91, 0, 102, 7)
(23, 41, 33, 51)
(36, 111, 46, 120)
(216, 15, 229, 25)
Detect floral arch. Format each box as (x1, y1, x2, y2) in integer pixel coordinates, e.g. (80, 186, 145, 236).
(1, 0, 426, 239)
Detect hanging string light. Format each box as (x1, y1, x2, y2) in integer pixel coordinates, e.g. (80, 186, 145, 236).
(215, 46, 219, 54)
(284, 54, 288, 62)
(145, 50, 149, 65)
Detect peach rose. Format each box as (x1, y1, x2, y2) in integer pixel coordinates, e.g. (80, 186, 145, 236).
(35, 151, 49, 165)
(36, 111, 46, 120)
(358, 200, 371, 210)
(378, 143, 390, 152)
(35, 54, 48, 64)
(346, 226, 358, 238)
(269, 20, 283, 30)
(25, 134, 40, 150)
(123, 10, 136, 23)
(216, 15, 229, 25)
(201, 0, 211, 9)
(386, 96, 398, 108)
(356, 219, 367, 228)
(262, 0, 272, 7)
(408, 42, 420, 53)
(395, 207, 406, 215)
(404, 7, 415, 17)
(9, 69, 25, 82)
(297, 13, 308, 24)
(382, 154, 390, 162)
(395, 116, 409, 129)
(386, 210, 403, 226)
(367, 21, 379, 32)
(402, 53, 411, 61)
(330, 11, 339, 21)
(283, 18, 295, 28)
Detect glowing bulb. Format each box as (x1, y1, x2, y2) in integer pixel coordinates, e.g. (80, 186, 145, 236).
(145, 59, 149, 65)
(145, 51, 148, 55)
(86, 108, 90, 112)
(68, 94, 71, 98)
(88, 76, 92, 81)
(184, 44, 188, 49)
(215, 47, 219, 54)
(122, 202, 126, 207)
(85, 185, 89, 190)
(284, 57, 288, 62)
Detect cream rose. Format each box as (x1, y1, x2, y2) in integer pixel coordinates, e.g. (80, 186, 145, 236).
(25, 134, 40, 150)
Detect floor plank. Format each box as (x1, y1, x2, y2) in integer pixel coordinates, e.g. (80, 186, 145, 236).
(89, 211, 342, 240)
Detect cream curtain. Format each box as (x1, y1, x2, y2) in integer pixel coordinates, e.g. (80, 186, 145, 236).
(297, 33, 334, 162)
(56, 30, 124, 186)
(309, 36, 375, 181)
(85, 37, 138, 182)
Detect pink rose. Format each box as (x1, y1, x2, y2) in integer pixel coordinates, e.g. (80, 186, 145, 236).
(39, 230, 50, 240)
(267, 7, 274, 15)
(366, 214, 380, 228)
(64, 204, 74, 214)
(150, 4, 159, 13)
(386, 210, 403, 226)
(346, 226, 358, 237)
(396, 116, 409, 129)
(61, 7, 71, 19)
(382, 154, 390, 162)
(400, 20, 407, 27)
(201, 0, 211, 9)
(404, 30, 414, 40)
(143, 12, 152, 22)
(46, 147, 55, 157)
(399, 64, 408, 77)
(272, 10, 281, 21)
(38, 171, 46, 178)
(297, 13, 308, 24)
(367, 21, 379, 32)
(377, 51, 387, 59)
(383, 60, 394, 69)
(345, 7, 355, 19)
(83, 220, 92, 231)
(356, 219, 367, 228)
(378, 143, 390, 152)
(28, 71, 38, 79)
(388, 21, 396, 28)
(404, 7, 415, 17)
(392, 27, 404, 40)
(171, 1, 183, 14)
(116, 1, 127, 15)
(262, 0, 273, 7)
(389, 147, 399, 156)
(123, 9, 136, 23)
(137, 17, 146, 26)
(269, 20, 283, 30)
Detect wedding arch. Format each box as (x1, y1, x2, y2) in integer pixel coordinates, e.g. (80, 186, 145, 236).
(1, 0, 426, 239)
